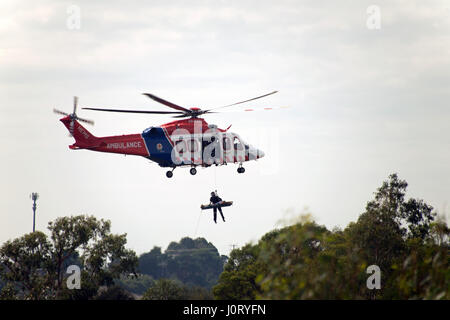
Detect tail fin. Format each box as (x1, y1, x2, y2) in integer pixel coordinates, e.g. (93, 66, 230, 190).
(60, 116, 99, 149)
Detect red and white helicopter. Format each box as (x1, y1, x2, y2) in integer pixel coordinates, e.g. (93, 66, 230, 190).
(54, 91, 278, 178)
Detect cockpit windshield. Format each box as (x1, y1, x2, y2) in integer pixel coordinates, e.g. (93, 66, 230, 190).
(227, 132, 247, 151)
(228, 133, 246, 144)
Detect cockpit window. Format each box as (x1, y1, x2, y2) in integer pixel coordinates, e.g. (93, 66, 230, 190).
(175, 140, 186, 154)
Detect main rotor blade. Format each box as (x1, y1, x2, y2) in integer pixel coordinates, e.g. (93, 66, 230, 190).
(208, 91, 278, 111)
(53, 108, 69, 116)
(142, 93, 191, 112)
(76, 117, 95, 125)
(171, 114, 191, 118)
(83, 107, 185, 115)
(213, 106, 290, 113)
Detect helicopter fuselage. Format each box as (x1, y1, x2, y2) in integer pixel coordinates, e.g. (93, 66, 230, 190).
(60, 116, 264, 176)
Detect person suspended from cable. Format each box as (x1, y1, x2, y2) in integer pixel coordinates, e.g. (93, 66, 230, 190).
(200, 191, 233, 224)
(210, 191, 225, 223)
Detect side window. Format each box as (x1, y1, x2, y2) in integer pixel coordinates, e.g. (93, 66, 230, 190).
(187, 139, 198, 153)
(175, 139, 186, 154)
(223, 136, 232, 151)
(234, 136, 243, 150)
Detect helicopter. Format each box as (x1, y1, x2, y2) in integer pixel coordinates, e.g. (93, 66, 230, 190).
(54, 91, 279, 178)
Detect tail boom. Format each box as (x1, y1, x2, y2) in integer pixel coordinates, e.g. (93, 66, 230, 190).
(60, 116, 149, 157)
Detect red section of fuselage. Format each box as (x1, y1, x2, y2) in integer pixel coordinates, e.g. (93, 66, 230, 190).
(92, 134, 149, 156)
(161, 118, 226, 136)
(60, 116, 149, 157)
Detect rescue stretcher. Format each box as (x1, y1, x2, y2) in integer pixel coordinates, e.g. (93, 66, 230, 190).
(200, 201, 233, 210)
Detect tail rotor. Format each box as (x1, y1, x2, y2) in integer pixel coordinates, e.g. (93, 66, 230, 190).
(54, 96, 94, 136)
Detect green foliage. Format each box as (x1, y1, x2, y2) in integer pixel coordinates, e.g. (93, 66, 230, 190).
(0, 215, 138, 300)
(114, 274, 154, 296)
(213, 243, 264, 300)
(213, 174, 449, 300)
(141, 278, 213, 300)
(142, 278, 185, 300)
(258, 220, 336, 299)
(139, 237, 225, 289)
(139, 247, 165, 279)
(0, 283, 18, 300)
(183, 285, 214, 300)
(95, 285, 135, 300)
(388, 238, 449, 299)
(0, 231, 53, 299)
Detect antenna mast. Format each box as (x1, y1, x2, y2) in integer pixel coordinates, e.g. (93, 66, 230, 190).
(30, 192, 39, 232)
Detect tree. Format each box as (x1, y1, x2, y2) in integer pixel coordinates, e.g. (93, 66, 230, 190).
(95, 285, 135, 300)
(141, 278, 213, 300)
(256, 219, 341, 299)
(114, 274, 154, 296)
(139, 247, 165, 279)
(213, 238, 273, 300)
(345, 173, 437, 298)
(138, 237, 226, 289)
(183, 285, 214, 300)
(364, 173, 435, 242)
(212, 174, 449, 300)
(0, 232, 52, 299)
(141, 278, 185, 300)
(0, 215, 138, 300)
(401, 198, 434, 240)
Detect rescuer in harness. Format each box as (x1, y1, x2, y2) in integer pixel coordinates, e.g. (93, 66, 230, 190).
(210, 191, 226, 223)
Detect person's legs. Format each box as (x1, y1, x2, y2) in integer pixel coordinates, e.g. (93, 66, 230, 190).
(218, 207, 225, 222)
(213, 208, 217, 223)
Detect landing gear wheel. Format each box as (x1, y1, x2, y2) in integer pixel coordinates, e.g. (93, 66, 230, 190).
(166, 171, 173, 178)
(190, 167, 197, 175)
(237, 167, 245, 174)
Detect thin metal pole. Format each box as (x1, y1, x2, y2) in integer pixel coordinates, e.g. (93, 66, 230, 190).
(30, 193, 39, 233)
(32, 200, 36, 232)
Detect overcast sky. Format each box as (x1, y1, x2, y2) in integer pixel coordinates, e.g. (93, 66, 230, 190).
(1, 0, 449, 255)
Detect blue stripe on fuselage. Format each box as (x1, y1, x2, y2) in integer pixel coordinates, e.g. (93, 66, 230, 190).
(142, 127, 174, 167)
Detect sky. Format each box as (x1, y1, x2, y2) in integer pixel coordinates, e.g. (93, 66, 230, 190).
(1, 0, 449, 256)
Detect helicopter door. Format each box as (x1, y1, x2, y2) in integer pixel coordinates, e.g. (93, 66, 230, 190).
(223, 135, 233, 163)
(187, 137, 202, 165)
(173, 139, 187, 164)
(233, 136, 245, 162)
(202, 134, 223, 165)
